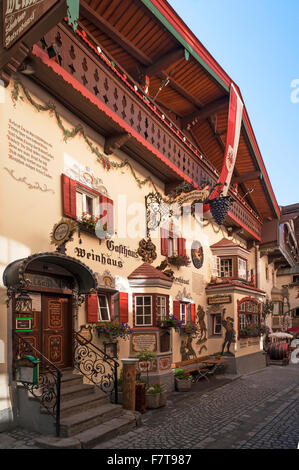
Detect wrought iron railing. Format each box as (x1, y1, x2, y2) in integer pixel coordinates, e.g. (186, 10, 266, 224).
(72, 330, 119, 404)
(13, 331, 62, 437)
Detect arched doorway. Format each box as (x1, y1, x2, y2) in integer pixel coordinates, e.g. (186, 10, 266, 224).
(3, 252, 97, 369)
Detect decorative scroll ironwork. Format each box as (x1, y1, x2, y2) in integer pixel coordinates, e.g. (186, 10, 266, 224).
(72, 330, 118, 404)
(13, 331, 62, 437)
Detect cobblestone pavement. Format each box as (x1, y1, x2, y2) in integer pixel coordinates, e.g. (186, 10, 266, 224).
(0, 364, 298, 449)
(94, 364, 299, 450)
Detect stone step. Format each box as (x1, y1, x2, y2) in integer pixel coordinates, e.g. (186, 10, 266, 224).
(79, 412, 138, 449)
(60, 403, 123, 437)
(60, 383, 96, 402)
(40, 389, 109, 418)
(34, 411, 140, 449)
(60, 371, 84, 389)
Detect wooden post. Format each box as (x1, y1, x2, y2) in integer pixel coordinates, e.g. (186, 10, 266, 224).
(121, 358, 137, 411)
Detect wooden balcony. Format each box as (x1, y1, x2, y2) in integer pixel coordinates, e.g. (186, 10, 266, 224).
(30, 22, 262, 241)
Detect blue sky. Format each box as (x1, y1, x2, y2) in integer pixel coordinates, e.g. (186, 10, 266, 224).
(168, 0, 299, 207)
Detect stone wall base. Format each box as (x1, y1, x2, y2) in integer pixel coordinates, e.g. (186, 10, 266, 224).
(223, 351, 266, 375)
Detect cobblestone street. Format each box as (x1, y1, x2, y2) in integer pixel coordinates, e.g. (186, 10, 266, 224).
(0, 364, 298, 450)
(97, 364, 299, 450)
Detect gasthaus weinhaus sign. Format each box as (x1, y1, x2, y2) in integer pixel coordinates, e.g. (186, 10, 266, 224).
(3, 0, 58, 49)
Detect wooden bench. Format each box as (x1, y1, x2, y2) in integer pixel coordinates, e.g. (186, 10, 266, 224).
(172, 356, 211, 382)
(172, 356, 228, 382)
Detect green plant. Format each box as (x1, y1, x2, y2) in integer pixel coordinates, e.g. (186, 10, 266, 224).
(146, 383, 162, 394)
(157, 317, 178, 329)
(136, 350, 157, 387)
(174, 368, 192, 381)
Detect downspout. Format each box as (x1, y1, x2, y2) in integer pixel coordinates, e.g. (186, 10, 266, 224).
(255, 243, 259, 289)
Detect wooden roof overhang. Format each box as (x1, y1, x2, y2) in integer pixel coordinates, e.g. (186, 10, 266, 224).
(22, 18, 262, 241)
(78, 0, 280, 221)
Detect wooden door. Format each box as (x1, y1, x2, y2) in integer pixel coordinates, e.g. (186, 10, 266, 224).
(42, 295, 72, 368)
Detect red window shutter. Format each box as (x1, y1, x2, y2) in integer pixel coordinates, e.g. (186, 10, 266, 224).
(99, 195, 114, 237)
(61, 174, 77, 219)
(161, 229, 169, 256)
(86, 294, 98, 323)
(173, 300, 180, 321)
(110, 295, 113, 320)
(190, 303, 196, 324)
(119, 292, 129, 323)
(178, 238, 186, 256)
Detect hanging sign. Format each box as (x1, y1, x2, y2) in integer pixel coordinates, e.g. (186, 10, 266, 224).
(207, 295, 232, 305)
(3, 0, 58, 49)
(191, 240, 204, 269)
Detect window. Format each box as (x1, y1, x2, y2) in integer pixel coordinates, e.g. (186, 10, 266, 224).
(62, 174, 114, 237)
(161, 228, 186, 257)
(180, 303, 187, 324)
(238, 258, 247, 280)
(212, 314, 222, 335)
(157, 296, 167, 321)
(135, 296, 153, 326)
(220, 258, 233, 277)
(238, 298, 261, 337)
(76, 188, 98, 219)
(98, 294, 110, 321)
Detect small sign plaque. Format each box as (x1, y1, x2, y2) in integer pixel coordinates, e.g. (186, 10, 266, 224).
(3, 0, 58, 49)
(207, 295, 232, 305)
(16, 318, 32, 331)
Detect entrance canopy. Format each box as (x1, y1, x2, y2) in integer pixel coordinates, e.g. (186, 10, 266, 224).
(3, 252, 97, 294)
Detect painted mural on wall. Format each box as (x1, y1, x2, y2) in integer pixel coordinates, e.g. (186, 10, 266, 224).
(221, 314, 236, 356)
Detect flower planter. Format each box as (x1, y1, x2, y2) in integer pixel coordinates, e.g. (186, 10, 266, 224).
(146, 393, 161, 409)
(175, 378, 192, 392)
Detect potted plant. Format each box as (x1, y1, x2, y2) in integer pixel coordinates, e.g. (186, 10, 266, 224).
(157, 316, 177, 329)
(145, 383, 162, 409)
(174, 368, 192, 391)
(135, 350, 156, 387)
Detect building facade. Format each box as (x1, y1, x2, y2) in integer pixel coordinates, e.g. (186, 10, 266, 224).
(0, 0, 297, 434)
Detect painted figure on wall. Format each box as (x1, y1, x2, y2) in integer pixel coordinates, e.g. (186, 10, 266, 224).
(221, 313, 236, 356)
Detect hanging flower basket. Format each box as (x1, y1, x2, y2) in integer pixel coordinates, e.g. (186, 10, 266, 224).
(96, 322, 133, 341)
(209, 196, 234, 225)
(168, 255, 191, 268)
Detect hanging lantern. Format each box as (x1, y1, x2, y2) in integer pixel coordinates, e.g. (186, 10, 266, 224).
(15, 291, 33, 314)
(209, 196, 234, 226)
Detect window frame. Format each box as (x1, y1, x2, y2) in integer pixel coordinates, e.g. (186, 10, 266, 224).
(134, 295, 153, 327)
(97, 294, 111, 322)
(212, 313, 222, 336)
(237, 297, 261, 339)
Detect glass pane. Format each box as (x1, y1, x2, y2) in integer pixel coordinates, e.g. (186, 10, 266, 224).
(86, 196, 93, 214)
(98, 296, 107, 308)
(144, 297, 151, 305)
(144, 306, 151, 315)
(136, 297, 143, 305)
(100, 308, 110, 321)
(144, 316, 152, 325)
(215, 324, 221, 334)
(136, 306, 143, 315)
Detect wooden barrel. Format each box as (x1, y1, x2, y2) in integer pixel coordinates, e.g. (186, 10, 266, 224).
(268, 343, 289, 360)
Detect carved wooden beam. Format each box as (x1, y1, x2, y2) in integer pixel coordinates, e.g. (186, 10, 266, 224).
(104, 132, 130, 155)
(231, 170, 262, 185)
(144, 48, 185, 77)
(181, 96, 229, 129)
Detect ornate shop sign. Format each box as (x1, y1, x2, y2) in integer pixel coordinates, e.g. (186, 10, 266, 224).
(75, 247, 124, 268)
(51, 218, 76, 249)
(26, 273, 72, 291)
(191, 240, 204, 269)
(3, 0, 58, 49)
(207, 295, 232, 305)
(106, 241, 139, 259)
(16, 317, 32, 331)
(132, 333, 157, 352)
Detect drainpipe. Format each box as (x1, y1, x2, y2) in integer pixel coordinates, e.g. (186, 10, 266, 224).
(255, 243, 259, 289)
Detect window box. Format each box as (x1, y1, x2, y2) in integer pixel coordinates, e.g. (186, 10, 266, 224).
(95, 321, 133, 341)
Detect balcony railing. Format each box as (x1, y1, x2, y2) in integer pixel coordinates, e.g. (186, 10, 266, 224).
(36, 22, 262, 240)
